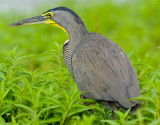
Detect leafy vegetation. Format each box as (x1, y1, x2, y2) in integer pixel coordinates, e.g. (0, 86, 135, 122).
(0, 0, 160, 124)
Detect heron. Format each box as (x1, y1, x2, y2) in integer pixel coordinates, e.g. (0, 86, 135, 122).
(10, 7, 141, 117)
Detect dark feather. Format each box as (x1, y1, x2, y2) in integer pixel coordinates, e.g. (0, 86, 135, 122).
(72, 33, 141, 110)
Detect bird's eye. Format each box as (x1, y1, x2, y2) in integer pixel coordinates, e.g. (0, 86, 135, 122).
(47, 13, 52, 17)
(42, 12, 53, 18)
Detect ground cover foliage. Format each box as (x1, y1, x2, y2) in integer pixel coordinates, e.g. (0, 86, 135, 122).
(0, 0, 160, 124)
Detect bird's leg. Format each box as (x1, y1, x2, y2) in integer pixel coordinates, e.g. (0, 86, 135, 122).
(112, 110, 115, 120)
(80, 94, 85, 99)
(112, 103, 117, 120)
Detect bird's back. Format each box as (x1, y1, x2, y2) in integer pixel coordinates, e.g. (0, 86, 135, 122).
(71, 33, 141, 110)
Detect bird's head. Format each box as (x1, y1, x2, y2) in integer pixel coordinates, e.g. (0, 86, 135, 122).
(9, 7, 84, 33)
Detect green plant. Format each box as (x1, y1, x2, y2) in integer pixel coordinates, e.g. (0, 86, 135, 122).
(0, 0, 160, 124)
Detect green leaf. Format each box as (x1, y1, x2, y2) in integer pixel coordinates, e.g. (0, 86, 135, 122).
(11, 116, 17, 124)
(17, 54, 34, 60)
(36, 105, 61, 119)
(124, 108, 131, 118)
(148, 118, 160, 125)
(129, 95, 154, 102)
(115, 110, 123, 117)
(101, 120, 119, 125)
(0, 115, 5, 124)
(13, 103, 33, 113)
(39, 116, 61, 124)
(68, 106, 93, 117)
(79, 99, 96, 103)
(15, 113, 32, 119)
(69, 91, 81, 107)
(140, 107, 157, 114)
(12, 45, 19, 53)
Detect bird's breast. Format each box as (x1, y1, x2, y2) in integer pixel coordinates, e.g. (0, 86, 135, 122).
(62, 40, 73, 73)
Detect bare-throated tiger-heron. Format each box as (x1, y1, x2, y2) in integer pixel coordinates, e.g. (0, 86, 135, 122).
(10, 7, 141, 114)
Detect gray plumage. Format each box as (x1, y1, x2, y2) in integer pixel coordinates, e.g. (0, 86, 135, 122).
(58, 7, 141, 112)
(71, 33, 140, 111)
(10, 7, 141, 112)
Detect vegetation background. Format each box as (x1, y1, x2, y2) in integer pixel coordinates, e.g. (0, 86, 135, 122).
(0, 0, 160, 124)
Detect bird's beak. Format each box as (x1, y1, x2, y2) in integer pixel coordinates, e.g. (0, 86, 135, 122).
(9, 15, 49, 27)
(9, 12, 67, 32)
(9, 13, 67, 33)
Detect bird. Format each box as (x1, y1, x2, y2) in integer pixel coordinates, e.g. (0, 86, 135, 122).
(10, 7, 141, 116)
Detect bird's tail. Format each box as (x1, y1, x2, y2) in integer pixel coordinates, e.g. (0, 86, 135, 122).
(116, 102, 140, 114)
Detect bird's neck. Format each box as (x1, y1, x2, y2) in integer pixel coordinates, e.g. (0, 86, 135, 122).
(62, 24, 88, 73)
(67, 23, 88, 51)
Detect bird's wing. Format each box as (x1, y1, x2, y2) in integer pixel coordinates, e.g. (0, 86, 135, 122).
(71, 33, 140, 108)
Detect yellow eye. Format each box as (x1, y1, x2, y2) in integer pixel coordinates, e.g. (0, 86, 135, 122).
(42, 12, 53, 18)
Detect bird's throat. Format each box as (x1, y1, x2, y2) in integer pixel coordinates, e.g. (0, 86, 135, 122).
(45, 19, 67, 33)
